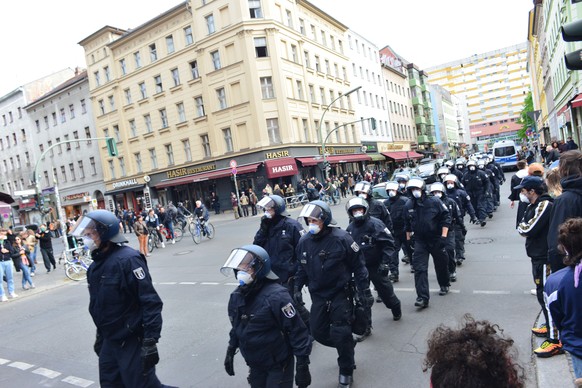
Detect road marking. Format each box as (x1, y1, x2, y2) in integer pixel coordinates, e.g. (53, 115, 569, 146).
(393, 288, 415, 292)
(32, 367, 61, 378)
(179, 282, 197, 285)
(225, 282, 239, 286)
(200, 282, 220, 285)
(62, 375, 94, 387)
(8, 361, 34, 370)
(473, 290, 510, 295)
(159, 282, 177, 285)
(0, 358, 10, 365)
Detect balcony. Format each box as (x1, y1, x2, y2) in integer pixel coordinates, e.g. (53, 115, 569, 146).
(409, 78, 419, 87)
(415, 116, 427, 125)
(417, 135, 429, 144)
(412, 96, 422, 106)
(421, 83, 428, 92)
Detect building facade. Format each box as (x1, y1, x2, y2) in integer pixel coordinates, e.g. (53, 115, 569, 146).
(429, 84, 461, 158)
(406, 63, 437, 154)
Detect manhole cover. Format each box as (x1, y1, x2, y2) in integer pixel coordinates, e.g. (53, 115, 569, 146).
(467, 238, 494, 244)
(175, 250, 193, 256)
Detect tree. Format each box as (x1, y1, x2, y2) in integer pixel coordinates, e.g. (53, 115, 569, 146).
(517, 91, 534, 140)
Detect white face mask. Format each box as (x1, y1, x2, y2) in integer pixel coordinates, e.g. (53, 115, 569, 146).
(236, 271, 254, 286)
(398, 183, 406, 189)
(263, 210, 272, 219)
(83, 236, 98, 251)
(358, 193, 368, 199)
(412, 190, 422, 199)
(519, 193, 530, 204)
(469, 166, 476, 172)
(308, 223, 321, 235)
(388, 190, 397, 197)
(433, 192, 442, 198)
(352, 210, 364, 218)
(446, 183, 454, 190)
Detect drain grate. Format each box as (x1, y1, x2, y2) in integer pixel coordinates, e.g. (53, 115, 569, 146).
(467, 238, 494, 244)
(174, 250, 193, 256)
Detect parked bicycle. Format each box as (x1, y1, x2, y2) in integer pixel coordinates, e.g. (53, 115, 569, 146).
(61, 246, 93, 281)
(191, 217, 215, 244)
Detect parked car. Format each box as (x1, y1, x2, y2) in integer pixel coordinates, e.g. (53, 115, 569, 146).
(415, 162, 440, 184)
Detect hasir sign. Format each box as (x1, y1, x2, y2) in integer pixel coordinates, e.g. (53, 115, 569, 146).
(264, 157, 298, 179)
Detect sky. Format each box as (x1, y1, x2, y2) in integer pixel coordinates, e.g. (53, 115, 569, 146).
(0, 0, 533, 97)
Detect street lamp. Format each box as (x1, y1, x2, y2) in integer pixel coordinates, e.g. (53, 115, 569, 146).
(318, 86, 362, 180)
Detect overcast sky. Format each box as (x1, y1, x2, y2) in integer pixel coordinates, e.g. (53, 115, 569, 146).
(0, 0, 533, 97)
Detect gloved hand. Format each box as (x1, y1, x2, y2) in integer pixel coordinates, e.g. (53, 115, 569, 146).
(378, 263, 390, 277)
(359, 288, 374, 308)
(224, 346, 236, 376)
(295, 356, 311, 388)
(461, 226, 467, 236)
(141, 338, 159, 373)
(259, 216, 270, 233)
(437, 236, 447, 250)
(93, 333, 103, 356)
(293, 287, 304, 306)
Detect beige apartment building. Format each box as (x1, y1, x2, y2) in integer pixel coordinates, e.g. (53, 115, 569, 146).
(79, 0, 368, 212)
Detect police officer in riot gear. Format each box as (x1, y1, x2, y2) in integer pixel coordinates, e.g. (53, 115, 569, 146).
(71, 210, 166, 387)
(295, 201, 372, 388)
(478, 158, 496, 218)
(222, 245, 312, 388)
(462, 160, 489, 227)
(437, 166, 450, 182)
(444, 174, 476, 266)
(486, 155, 505, 207)
(384, 181, 411, 280)
(353, 181, 393, 233)
(345, 197, 402, 340)
(394, 173, 411, 196)
(453, 158, 466, 181)
(404, 178, 452, 308)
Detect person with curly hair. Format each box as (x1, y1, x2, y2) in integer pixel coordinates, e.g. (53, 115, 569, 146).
(423, 314, 525, 388)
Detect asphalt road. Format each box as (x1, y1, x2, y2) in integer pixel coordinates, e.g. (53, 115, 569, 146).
(0, 174, 568, 387)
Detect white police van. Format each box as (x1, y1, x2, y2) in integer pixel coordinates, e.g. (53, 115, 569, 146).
(492, 140, 519, 170)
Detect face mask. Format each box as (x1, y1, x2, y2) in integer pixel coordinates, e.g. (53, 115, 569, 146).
(446, 183, 454, 190)
(352, 210, 364, 218)
(433, 192, 442, 198)
(398, 183, 406, 189)
(457, 166, 463, 170)
(308, 223, 321, 235)
(236, 271, 254, 286)
(469, 166, 476, 172)
(263, 210, 272, 219)
(358, 193, 368, 199)
(412, 190, 422, 199)
(388, 190, 397, 197)
(82, 236, 98, 251)
(519, 193, 530, 204)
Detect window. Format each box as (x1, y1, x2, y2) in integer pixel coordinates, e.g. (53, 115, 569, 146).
(290, 45, 298, 62)
(149, 148, 158, 169)
(81, 99, 87, 114)
(171, 68, 180, 87)
(325, 60, 330, 74)
(134, 152, 143, 173)
(94, 71, 100, 86)
(149, 43, 158, 62)
(108, 160, 115, 179)
(144, 114, 152, 133)
(182, 139, 192, 162)
(249, 0, 262, 18)
(52, 112, 57, 125)
(129, 119, 137, 137)
(72, 130, 80, 149)
(177, 102, 186, 122)
(166, 35, 175, 54)
(217, 88, 227, 109)
(104, 66, 110, 82)
(55, 137, 62, 154)
(108, 95, 115, 111)
(206, 14, 215, 34)
(61, 165, 67, 182)
(190, 60, 200, 79)
(113, 125, 120, 142)
(25, 151, 30, 165)
(124, 88, 132, 105)
(211, 50, 221, 70)
(85, 127, 92, 144)
(160, 109, 168, 128)
(64, 134, 71, 150)
(195, 96, 205, 117)
(260, 77, 274, 99)
(120, 59, 127, 75)
(16, 155, 21, 168)
(296, 80, 304, 100)
(69, 163, 76, 180)
(184, 26, 193, 45)
(139, 82, 147, 99)
(12, 133, 17, 145)
(321, 30, 326, 46)
(90, 157, 97, 175)
(201, 134, 211, 157)
(338, 40, 343, 54)
(309, 85, 315, 102)
(304, 51, 311, 68)
(60, 108, 66, 123)
(315, 56, 321, 72)
(154, 75, 163, 93)
(68, 104, 75, 119)
(334, 64, 339, 78)
(165, 144, 175, 166)
(35, 120, 40, 133)
(254, 37, 268, 57)
(286, 10, 293, 28)
(311, 25, 316, 40)
(320, 87, 326, 105)
(44, 116, 49, 129)
(330, 36, 335, 50)
(302, 119, 309, 142)
(78, 160, 85, 178)
(134, 51, 141, 68)
(223, 128, 233, 152)
(266, 118, 281, 143)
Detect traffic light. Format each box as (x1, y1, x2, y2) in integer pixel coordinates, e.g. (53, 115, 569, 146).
(562, 19, 582, 70)
(106, 137, 118, 157)
(370, 118, 377, 130)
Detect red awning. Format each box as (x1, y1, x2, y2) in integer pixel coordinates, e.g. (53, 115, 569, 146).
(295, 157, 321, 166)
(557, 104, 569, 116)
(155, 163, 261, 188)
(571, 94, 582, 109)
(381, 151, 424, 161)
(264, 157, 298, 179)
(296, 154, 371, 166)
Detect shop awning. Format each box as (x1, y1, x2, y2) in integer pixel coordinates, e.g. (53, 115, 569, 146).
(557, 104, 569, 116)
(155, 163, 262, 188)
(295, 157, 322, 167)
(104, 186, 145, 196)
(264, 157, 298, 179)
(571, 94, 582, 108)
(381, 151, 424, 161)
(368, 153, 386, 162)
(326, 154, 372, 163)
(0, 192, 14, 204)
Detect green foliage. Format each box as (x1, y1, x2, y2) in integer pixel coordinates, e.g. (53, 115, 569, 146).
(517, 91, 534, 140)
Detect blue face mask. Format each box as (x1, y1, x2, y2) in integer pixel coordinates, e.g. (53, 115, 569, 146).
(308, 224, 321, 235)
(236, 271, 253, 286)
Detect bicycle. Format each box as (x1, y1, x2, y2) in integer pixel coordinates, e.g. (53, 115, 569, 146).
(321, 190, 341, 206)
(191, 218, 215, 244)
(62, 246, 92, 281)
(147, 227, 162, 253)
(160, 224, 183, 243)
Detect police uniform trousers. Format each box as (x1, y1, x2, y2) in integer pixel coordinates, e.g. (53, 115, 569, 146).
(389, 232, 407, 275)
(484, 191, 495, 215)
(99, 336, 162, 388)
(468, 192, 487, 222)
(453, 224, 465, 261)
(248, 355, 294, 388)
(445, 230, 456, 275)
(365, 263, 400, 328)
(412, 238, 450, 301)
(310, 292, 354, 375)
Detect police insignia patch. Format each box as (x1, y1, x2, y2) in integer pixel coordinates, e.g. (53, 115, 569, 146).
(133, 267, 146, 280)
(351, 242, 360, 252)
(281, 303, 296, 318)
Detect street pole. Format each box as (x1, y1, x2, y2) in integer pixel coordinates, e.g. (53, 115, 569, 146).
(318, 86, 362, 181)
(52, 174, 70, 251)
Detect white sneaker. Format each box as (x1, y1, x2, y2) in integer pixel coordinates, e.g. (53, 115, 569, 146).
(30, 272, 35, 277)
(1, 295, 7, 302)
(530, 289, 537, 295)
(161, 243, 166, 248)
(31, 284, 35, 289)
(9, 293, 18, 298)
(171, 239, 175, 244)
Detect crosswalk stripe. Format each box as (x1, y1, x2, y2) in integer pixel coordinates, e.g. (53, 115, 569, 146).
(8, 361, 34, 370)
(32, 367, 61, 378)
(0, 358, 10, 365)
(473, 290, 511, 295)
(61, 375, 94, 387)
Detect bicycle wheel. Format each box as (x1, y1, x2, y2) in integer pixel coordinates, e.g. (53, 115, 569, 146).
(187, 222, 196, 237)
(192, 226, 201, 244)
(205, 223, 215, 239)
(173, 227, 184, 242)
(147, 235, 156, 253)
(65, 263, 87, 281)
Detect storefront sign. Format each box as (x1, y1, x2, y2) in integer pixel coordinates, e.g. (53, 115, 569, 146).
(63, 192, 90, 202)
(378, 143, 410, 152)
(166, 164, 216, 179)
(318, 147, 357, 155)
(264, 157, 298, 179)
(362, 142, 378, 153)
(112, 179, 140, 189)
(265, 150, 290, 159)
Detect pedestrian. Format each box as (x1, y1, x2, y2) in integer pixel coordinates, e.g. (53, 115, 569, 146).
(231, 192, 240, 219)
(514, 176, 558, 357)
(345, 197, 402, 342)
(461, 160, 489, 227)
(211, 192, 221, 215)
(294, 201, 373, 388)
(11, 235, 34, 290)
(248, 188, 258, 216)
(546, 218, 582, 384)
(545, 145, 560, 166)
(240, 191, 250, 217)
(221, 244, 312, 388)
(70, 210, 167, 387)
(145, 209, 165, 248)
(24, 229, 37, 276)
(508, 160, 529, 228)
(158, 207, 175, 244)
(36, 224, 56, 273)
(567, 136, 579, 150)
(404, 178, 452, 307)
(264, 184, 273, 196)
(133, 214, 149, 256)
(0, 228, 17, 301)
